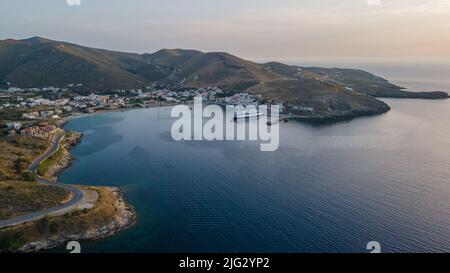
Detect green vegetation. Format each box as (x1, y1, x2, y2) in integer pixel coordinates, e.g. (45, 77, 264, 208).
(37, 142, 64, 178)
(0, 130, 110, 253)
(0, 181, 70, 220)
(36, 216, 50, 234)
(0, 109, 26, 121)
(0, 37, 147, 90)
(2, 36, 447, 101)
(246, 78, 390, 118)
(0, 134, 46, 181)
(0, 187, 125, 252)
(0, 231, 25, 252)
(0, 133, 70, 220)
(21, 171, 36, 182)
(129, 98, 146, 106)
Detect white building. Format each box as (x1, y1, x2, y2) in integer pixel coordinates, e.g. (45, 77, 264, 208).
(6, 122, 22, 130)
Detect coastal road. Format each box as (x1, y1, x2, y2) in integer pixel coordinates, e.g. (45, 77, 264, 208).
(0, 131, 86, 229)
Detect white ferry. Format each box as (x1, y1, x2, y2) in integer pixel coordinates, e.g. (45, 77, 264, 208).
(233, 109, 265, 120)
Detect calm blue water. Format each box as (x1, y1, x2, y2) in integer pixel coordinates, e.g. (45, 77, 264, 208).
(59, 98, 450, 253)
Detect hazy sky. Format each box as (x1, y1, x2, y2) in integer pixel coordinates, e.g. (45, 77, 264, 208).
(1, 0, 450, 61)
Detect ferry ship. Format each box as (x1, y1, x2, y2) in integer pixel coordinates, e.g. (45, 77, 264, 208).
(233, 109, 265, 120)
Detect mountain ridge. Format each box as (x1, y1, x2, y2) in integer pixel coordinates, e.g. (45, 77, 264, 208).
(0, 37, 447, 95)
(0, 37, 448, 121)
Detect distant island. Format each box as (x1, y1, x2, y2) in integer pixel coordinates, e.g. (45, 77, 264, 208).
(0, 37, 448, 123)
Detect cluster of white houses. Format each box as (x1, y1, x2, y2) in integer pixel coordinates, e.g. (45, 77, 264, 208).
(2, 85, 320, 139)
(1, 97, 70, 110)
(2, 86, 68, 93)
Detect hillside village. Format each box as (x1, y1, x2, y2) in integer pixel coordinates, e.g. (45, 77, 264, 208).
(0, 85, 275, 136)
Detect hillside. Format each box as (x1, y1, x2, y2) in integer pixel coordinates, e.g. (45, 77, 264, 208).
(0, 37, 447, 121)
(304, 67, 449, 99)
(0, 37, 147, 90)
(247, 78, 391, 121)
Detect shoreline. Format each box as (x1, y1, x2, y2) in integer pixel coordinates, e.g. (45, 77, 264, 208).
(27, 129, 136, 253)
(60, 102, 180, 125)
(17, 187, 136, 253)
(3, 96, 446, 253)
(41, 131, 82, 180)
(59, 100, 391, 127)
(0, 123, 137, 253)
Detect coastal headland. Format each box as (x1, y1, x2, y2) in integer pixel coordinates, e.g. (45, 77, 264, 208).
(0, 36, 449, 252)
(0, 124, 136, 252)
(1, 37, 448, 124)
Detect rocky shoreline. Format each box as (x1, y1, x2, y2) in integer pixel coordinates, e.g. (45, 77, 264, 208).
(17, 187, 136, 253)
(45, 131, 82, 179)
(4, 127, 137, 253)
(362, 89, 449, 100)
(292, 105, 392, 124)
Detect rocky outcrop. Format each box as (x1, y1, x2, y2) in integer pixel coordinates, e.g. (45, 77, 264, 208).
(302, 67, 449, 100)
(248, 78, 392, 123)
(17, 187, 136, 253)
(363, 89, 449, 99)
(46, 131, 82, 179)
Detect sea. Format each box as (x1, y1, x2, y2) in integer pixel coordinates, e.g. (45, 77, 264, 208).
(58, 61, 450, 253)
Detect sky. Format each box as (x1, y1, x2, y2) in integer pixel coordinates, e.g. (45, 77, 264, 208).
(1, 0, 450, 62)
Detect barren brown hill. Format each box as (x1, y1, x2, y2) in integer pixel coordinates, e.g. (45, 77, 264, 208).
(0, 37, 447, 118)
(0, 37, 147, 90)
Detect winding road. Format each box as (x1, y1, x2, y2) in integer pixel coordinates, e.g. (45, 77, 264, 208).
(0, 131, 85, 229)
